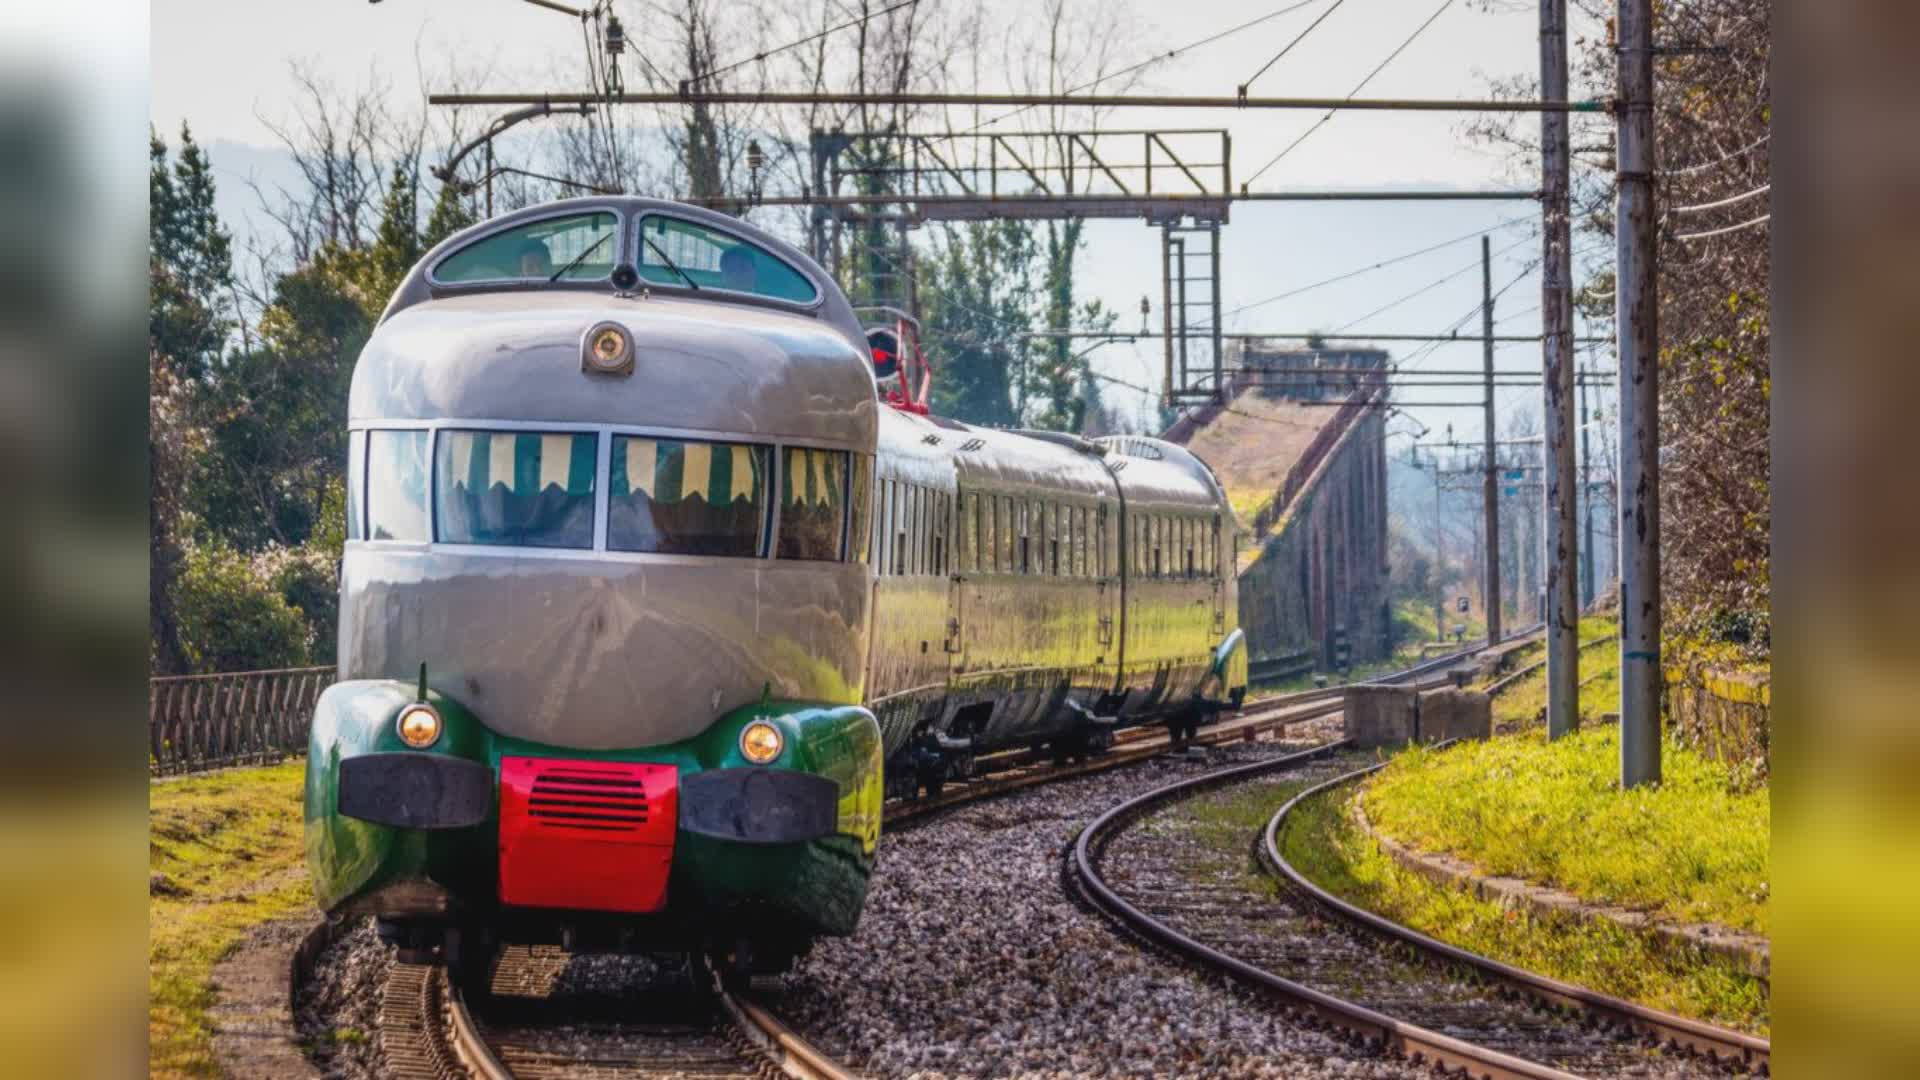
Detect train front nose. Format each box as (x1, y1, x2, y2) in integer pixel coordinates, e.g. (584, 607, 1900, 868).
(496, 757, 679, 913)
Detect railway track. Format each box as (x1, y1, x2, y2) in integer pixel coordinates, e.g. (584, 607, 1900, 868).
(382, 946, 851, 1080)
(362, 635, 1538, 1080)
(1263, 763, 1770, 1074)
(1069, 745, 1761, 1080)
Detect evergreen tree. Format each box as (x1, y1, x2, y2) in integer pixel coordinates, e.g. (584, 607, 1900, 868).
(149, 124, 235, 671)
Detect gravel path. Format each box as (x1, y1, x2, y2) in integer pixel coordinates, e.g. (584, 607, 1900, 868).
(773, 723, 1425, 1079)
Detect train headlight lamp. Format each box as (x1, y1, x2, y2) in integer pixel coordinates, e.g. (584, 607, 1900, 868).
(739, 720, 784, 765)
(396, 703, 443, 749)
(582, 322, 634, 375)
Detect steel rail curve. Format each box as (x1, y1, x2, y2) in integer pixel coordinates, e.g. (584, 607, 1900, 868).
(1068, 748, 1585, 1080)
(1261, 764, 1771, 1074)
(389, 956, 862, 1080)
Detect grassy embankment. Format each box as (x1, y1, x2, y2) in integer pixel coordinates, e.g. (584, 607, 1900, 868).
(149, 761, 313, 1078)
(1276, 672, 1769, 1033)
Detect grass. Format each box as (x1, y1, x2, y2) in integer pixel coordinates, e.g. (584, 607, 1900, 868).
(1490, 616, 1624, 728)
(1278, 781, 1769, 1032)
(1362, 727, 1769, 935)
(150, 761, 313, 1078)
(1178, 772, 1326, 884)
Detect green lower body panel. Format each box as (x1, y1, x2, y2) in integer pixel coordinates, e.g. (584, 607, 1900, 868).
(305, 681, 883, 947)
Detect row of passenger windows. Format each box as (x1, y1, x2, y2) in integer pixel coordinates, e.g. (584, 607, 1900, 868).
(1130, 511, 1221, 580)
(348, 428, 859, 562)
(867, 481, 1222, 582)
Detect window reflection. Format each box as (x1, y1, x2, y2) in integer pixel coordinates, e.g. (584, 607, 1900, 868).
(435, 431, 597, 549)
(778, 447, 848, 561)
(610, 436, 768, 557)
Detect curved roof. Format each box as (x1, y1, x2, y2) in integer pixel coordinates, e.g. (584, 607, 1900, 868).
(378, 196, 870, 358)
(1095, 434, 1233, 517)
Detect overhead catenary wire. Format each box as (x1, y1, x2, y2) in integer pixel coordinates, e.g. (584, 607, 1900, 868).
(1669, 213, 1769, 241)
(1240, 0, 1347, 93)
(968, 0, 1330, 133)
(1242, 0, 1459, 188)
(683, 0, 921, 88)
(1666, 183, 1768, 215)
(1196, 214, 1538, 330)
(1658, 132, 1769, 177)
(1329, 232, 1537, 334)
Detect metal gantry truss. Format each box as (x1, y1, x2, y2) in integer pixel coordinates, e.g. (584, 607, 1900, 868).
(807, 127, 1238, 403)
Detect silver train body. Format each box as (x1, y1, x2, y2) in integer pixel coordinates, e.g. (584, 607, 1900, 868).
(338, 195, 1247, 793)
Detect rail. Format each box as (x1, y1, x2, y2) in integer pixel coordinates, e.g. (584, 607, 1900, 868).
(149, 665, 333, 775)
(1068, 745, 1583, 1080)
(1262, 763, 1771, 1072)
(1484, 633, 1611, 698)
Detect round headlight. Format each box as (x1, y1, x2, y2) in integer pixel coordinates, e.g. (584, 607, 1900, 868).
(396, 704, 443, 749)
(583, 322, 632, 374)
(739, 720, 784, 765)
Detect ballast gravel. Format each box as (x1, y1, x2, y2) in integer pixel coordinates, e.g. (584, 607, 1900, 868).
(294, 918, 393, 1080)
(774, 724, 1425, 1079)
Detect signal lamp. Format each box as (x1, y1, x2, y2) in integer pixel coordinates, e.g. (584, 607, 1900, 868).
(583, 322, 634, 375)
(396, 704, 443, 749)
(739, 720, 784, 765)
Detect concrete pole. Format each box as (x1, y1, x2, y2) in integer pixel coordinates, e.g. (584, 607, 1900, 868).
(1541, 0, 1579, 737)
(1433, 450, 1446, 642)
(1480, 236, 1503, 645)
(1616, 0, 1662, 786)
(1580, 356, 1596, 607)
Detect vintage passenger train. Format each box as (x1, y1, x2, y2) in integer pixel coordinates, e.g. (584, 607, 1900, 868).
(305, 197, 1248, 973)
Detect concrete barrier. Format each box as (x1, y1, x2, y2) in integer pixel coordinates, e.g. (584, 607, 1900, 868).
(1344, 684, 1417, 748)
(1419, 688, 1492, 743)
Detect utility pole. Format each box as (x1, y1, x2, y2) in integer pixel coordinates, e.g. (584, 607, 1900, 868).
(1616, 0, 1661, 787)
(1541, 0, 1579, 739)
(1434, 450, 1446, 642)
(1580, 355, 1596, 607)
(1480, 236, 1503, 645)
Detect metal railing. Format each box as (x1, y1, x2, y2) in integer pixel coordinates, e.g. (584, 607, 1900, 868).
(149, 666, 335, 776)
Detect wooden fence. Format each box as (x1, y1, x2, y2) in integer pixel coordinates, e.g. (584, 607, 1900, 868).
(149, 666, 336, 776)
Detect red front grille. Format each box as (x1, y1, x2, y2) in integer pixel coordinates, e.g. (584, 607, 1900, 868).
(525, 765, 652, 832)
(498, 757, 678, 913)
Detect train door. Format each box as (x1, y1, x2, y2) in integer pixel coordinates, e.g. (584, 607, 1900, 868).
(1210, 514, 1227, 635)
(1096, 503, 1117, 665)
(946, 491, 968, 675)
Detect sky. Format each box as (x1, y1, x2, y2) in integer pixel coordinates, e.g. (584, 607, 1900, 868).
(150, 0, 1619, 467)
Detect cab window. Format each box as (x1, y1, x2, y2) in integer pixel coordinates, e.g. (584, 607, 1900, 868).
(610, 436, 768, 557)
(436, 430, 597, 549)
(433, 212, 618, 284)
(366, 429, 429, 542)
(635, 214, 818, 304)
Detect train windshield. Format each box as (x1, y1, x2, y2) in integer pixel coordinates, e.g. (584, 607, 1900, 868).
(610, 436, 770, 557)
(433, 212, 618, 284)
(434, 431, 598, 549)
(635, 214, 818, 304)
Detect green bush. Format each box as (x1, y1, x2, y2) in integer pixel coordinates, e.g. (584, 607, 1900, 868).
(254, 543, 338, 664)
(172, 539, 310, 672)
